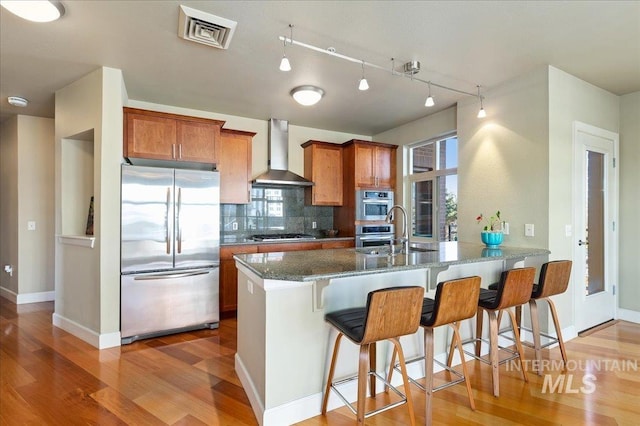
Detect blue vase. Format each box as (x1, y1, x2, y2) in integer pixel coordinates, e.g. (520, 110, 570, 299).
(481, 231, 503, 248)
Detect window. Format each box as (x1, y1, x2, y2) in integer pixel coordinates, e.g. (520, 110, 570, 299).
(408, 134, 457, 241)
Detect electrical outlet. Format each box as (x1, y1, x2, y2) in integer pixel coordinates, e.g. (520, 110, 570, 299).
(502, 222, 510, 235)
(312, 221, 317, 229)
(232, 222, 238, 231)
(525, 223, 535, 237)
(565, 225, 572, 237)
(27, 221, 36, 231)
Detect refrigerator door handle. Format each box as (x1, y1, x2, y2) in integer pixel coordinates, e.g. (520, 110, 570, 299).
(133, 269, 215, 281)
(177, 187, 182, 253)
(165, 187, 171, 254)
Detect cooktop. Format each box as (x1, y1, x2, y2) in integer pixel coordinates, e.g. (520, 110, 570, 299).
(250, 233, 316, 242)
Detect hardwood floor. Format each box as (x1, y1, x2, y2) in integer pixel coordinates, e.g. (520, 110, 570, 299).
(1, 297, 639, 425)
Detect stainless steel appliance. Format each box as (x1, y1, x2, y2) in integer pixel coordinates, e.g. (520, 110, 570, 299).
(120, 165, 220, 344)
(355, 224, 395, 248)
(355, 190, 394, 221)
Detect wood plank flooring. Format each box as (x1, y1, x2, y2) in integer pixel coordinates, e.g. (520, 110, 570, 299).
(1, 297, 639, 425)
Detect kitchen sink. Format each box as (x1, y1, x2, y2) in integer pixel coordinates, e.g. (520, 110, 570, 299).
(407, 246, 438, 253)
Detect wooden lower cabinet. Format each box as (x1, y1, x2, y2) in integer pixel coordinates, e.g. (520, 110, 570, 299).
(219, 239, 354, 315)
(321, 240, 354, 249)
(220, 245, 258, 315)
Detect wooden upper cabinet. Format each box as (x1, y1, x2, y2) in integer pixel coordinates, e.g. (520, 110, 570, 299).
(302, 140, 343, 206)
(123, 107, 224, 165)
(219, 129, 255, 204)
(176, 120, 220, 163)
(343, 139, 397, 190)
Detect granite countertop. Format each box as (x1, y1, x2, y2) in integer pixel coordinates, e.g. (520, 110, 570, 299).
(220, 236, 354, 246)
(233, 241, 550, 281)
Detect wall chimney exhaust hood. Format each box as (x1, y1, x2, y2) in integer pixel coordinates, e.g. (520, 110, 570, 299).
(252, 119, 314, 187)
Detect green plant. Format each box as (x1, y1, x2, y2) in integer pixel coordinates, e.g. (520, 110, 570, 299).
(476, 211, 502, 231)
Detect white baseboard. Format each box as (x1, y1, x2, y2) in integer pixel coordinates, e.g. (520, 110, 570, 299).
(235, 345, 488, 426)
(0, 286, 54, 304)
(617, 308, 640, 324)
(52, 313, 121, 349)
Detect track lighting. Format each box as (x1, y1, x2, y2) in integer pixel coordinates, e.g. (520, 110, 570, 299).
(425, 82, 435, 107)
(279, 25, 293, 72)
(477, 85, 486, 118)
(358, 60, 369, 91)
(278, 25, 487, 118)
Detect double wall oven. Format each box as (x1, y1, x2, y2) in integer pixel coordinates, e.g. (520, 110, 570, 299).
(355, 190, 394, 221)
(354, 190, 395, 248)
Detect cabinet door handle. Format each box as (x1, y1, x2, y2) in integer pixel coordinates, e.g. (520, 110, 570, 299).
(172, 144, 176, 159)
(178, 144, 182, 159)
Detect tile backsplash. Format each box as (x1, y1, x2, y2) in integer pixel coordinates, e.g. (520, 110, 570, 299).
(221, 186, 334, 239)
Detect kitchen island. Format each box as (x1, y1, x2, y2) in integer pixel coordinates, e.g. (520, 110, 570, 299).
(233, 242, 549, 425)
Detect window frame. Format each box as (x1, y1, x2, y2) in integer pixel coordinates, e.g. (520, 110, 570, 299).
(405, 132, 458, 243)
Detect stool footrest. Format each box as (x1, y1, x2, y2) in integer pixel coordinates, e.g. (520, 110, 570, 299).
(459, 337, 521, 366)
(498, 326, 561, 350)
(392, 357, 466, 393)
(330, 371, 408, 419)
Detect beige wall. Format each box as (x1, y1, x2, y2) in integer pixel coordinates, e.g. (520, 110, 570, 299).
(0, 117, 19, 296)
(0, 116, 55, 301)
(458, 67, 550, 247)
(548, 66, 622, 326)
(54, 67, 125, 347)
(619, 91, 640, 312)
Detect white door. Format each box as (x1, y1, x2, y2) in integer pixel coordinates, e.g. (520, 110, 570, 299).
(573, 122, 618, 332)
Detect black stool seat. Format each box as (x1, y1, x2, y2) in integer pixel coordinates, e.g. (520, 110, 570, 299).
(325, 307, 366, 343)
(420, 298, 436, 325)
(488, 281, 540, 294)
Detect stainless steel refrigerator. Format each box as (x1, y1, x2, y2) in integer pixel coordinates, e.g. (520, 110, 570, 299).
(120, 164, 220, 344)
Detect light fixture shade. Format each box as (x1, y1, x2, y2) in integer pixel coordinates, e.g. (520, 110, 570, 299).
(1, 0, 65, 22)
(7, 96, 28, 107)
(477, 107, 486, 118)
(290, 85, 324, 106)
(279, 56, 291, 72)
(358, 78, 369, 91)
(425, 96, 435, 107)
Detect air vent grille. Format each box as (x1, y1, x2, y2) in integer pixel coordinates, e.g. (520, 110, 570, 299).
(178, 5, 237, 50)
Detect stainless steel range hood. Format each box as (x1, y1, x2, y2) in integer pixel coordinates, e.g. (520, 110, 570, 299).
(252, 119, 314, 186)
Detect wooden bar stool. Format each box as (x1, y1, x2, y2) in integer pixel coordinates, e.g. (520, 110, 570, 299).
(321, 286, 424, 425)
(387, 276, 481, 425)
(491, 260, 572, 375)
(460, 267, 536, 397)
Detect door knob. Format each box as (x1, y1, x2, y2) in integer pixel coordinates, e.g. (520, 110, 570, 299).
(578, 239, 588, 246)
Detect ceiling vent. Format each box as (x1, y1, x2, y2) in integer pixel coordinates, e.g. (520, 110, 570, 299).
(178, 5, 237, 49)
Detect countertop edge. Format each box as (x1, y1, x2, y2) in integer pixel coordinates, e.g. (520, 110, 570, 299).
(233, 245, 551, 282)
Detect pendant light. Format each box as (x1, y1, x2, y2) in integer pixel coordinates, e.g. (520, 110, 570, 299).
(425, 82, 435, 107)
(358, 60, 369, 91)
(279, 25, 293, 72)
(477, 85, 486, 118)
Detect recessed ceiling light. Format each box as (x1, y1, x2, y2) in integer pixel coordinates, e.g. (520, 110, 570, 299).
(0, 0, 65, 23)
(290, 86, 324, 106)
(7, 96, 28, 107)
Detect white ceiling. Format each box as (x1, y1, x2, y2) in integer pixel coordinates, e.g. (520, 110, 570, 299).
(1, 1, 639, 135)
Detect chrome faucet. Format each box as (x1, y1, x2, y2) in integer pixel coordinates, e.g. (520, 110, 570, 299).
(385, 205, 408, 253)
